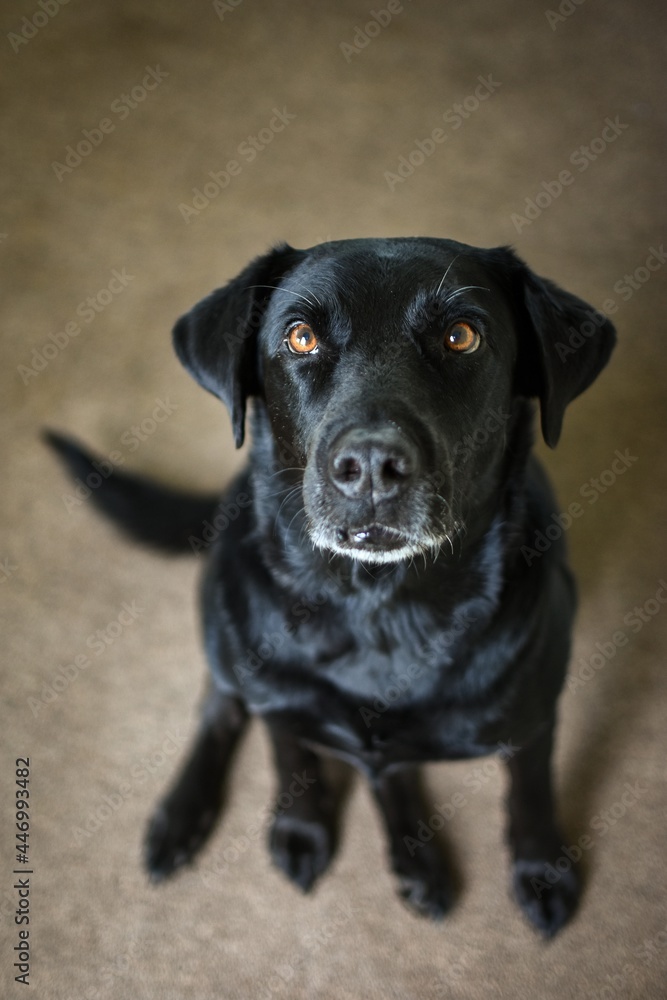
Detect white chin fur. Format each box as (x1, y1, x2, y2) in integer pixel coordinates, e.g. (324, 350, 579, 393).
(314, 538, 432, 565)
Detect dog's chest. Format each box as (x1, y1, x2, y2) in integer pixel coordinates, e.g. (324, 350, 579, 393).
(241, 585, 466, 709)
(237, 613, 514, 768)
(258, 640, 505, 768)
(209, 542, 532, 768)
(312, 642, 443, 703)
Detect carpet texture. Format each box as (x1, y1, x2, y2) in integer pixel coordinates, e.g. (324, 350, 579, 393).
(2, 1, 666, 997)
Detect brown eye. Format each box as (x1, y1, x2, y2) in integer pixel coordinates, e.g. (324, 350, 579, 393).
(444, 321, 480, 354)
(285, 323, 319, 355)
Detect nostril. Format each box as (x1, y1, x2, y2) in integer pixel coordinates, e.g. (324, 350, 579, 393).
(328, 427, 421, 499)
(382, 455, 412, 481)
(333, 455, 362, 483)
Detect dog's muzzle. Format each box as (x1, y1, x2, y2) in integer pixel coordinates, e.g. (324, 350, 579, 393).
(303, 421, 439, 563)
(328, 425, 421, 503)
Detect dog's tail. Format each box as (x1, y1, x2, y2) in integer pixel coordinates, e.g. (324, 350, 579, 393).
(44, 430, 221, 554)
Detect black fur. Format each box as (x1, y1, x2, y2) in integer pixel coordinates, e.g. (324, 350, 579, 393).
(48, 237, 615, 937)
(44, 429, 220, 552)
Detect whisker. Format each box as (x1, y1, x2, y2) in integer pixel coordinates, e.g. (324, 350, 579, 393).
(302, 286, 323, 308)
(260, 481, 304, 501)
(286, 505, 307, 536)
(245, 285, 320, 309)
(266, 466, 306, 479)
(443, 285, 490, 304)
(276, 486, 304, 519)
(262, 488, 296, 502)
(297, 514, 313, 547)
(301, 528, 312, 549)
(435, 253, 460, 296)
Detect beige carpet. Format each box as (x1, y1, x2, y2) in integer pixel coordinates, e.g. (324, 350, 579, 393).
(2, 1, 666, 997)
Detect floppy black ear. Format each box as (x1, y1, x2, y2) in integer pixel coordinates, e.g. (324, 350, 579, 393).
(172, 243, 302, 447)
(514, 260, 616, 447)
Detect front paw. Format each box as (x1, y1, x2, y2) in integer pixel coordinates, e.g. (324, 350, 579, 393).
(269, 815, 334, 892)
(144, 799, 218, 882)
(512, 857, 581, 937)
(393, 845, 455, 921)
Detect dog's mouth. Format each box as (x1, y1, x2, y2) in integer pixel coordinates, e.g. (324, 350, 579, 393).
(335, 523, 407, 552)
(301, 418, 454, 565)
(311, 520, 439, 565)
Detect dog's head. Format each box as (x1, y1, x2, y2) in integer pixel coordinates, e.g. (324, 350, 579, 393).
(174, 238, 615, 564)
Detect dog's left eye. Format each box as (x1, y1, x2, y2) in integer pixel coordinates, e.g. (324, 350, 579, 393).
(444, 321, 481, 354)
(285, 323, 319, 355)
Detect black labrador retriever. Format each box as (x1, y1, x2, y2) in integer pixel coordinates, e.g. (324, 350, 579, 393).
(48, 237, 615, 937)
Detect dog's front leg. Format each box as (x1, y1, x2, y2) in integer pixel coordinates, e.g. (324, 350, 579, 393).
(371, 764, 455, 920)
(144, 684, 248, 881)
(505, 719, 580, 936)
(265, 722, 338, 892)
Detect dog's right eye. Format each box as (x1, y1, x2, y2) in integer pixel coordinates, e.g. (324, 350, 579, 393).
(285, 323, 319, 355)
(443, 320, 481, 354)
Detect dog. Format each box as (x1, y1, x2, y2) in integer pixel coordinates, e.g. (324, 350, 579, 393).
(47, 236, 616, 937)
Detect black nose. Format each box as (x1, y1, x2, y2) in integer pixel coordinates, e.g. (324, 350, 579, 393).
(328, 426, 420, 501)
